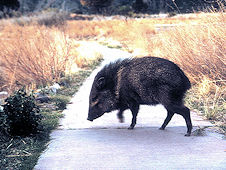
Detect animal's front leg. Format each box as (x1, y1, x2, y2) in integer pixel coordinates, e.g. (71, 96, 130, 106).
(117, 110, 124, 123)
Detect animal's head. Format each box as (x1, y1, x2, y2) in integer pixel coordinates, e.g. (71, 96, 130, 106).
(87, 76, 117, 121)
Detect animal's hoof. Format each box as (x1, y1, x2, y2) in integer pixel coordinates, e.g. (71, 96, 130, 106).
(128, 126, 134, 130)
(159, 127, 164, 130)
(119, 118, 124, 123)
(185, 133, 191, 137)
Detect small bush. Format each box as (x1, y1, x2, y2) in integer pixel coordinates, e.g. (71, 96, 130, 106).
(51, 95, 70, 110)
(36, 10, 69, 27)
(3, 88, 41, 136)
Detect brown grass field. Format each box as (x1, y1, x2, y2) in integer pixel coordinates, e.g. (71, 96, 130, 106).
(0, 22, 97, 92)
(0, 10, 225, 126)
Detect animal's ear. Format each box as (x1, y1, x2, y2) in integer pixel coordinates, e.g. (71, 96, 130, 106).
(96, 77, 105, 89)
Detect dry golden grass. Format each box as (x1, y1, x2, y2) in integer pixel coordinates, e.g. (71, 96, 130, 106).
(146, 13, 225, 83)
(66, 12, 225, 84)
(0, 23, 95, 92)
(66, 13, 225, 79)
(66, 14, 204, 40)
(67, 12, 226, 82)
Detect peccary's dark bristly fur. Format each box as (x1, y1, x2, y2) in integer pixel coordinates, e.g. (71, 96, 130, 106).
(95, 59, 130, 85)
(88, 56, 192, 136)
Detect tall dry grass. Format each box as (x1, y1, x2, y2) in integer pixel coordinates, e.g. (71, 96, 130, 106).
(0, 24, 84, 92)
(146, 13, 225, 84)
(67, 12, 225, 85)
(66, 12, 212, 40)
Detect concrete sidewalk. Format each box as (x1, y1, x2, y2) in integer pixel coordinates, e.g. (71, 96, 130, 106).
(35, 43, 226, 170)
(35, 128, 225, 170)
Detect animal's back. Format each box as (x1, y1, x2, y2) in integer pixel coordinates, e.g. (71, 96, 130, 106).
(120, 57, 191, 104)
(126, 57, 191, 90)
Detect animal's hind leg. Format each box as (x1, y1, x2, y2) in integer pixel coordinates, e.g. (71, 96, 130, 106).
(160, 109, 174, 130)
(168, 105, 192, 136)
(180, 106, 192, 136)
(158, 86, 192, 136)
(158, 86, 175, 130)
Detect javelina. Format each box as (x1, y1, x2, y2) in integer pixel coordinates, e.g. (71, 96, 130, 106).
(87, 57, 192, 136)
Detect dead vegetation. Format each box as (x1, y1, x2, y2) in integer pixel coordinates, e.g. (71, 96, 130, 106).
(0, 24, 99, 93)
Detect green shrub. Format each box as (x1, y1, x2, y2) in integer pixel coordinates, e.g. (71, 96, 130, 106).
(51, 95, 70, 110)
(3, 88, 41, 136)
